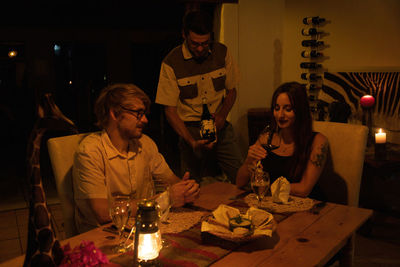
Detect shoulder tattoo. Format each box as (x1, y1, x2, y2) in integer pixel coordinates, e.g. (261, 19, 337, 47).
(311, 141, 328, 167)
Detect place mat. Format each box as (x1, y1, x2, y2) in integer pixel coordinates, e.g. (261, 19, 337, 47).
(110, 223, 236, 267)
(110, 201, 295, 267)
(244, 194, 315, 213)
(160, 207, 209, 234)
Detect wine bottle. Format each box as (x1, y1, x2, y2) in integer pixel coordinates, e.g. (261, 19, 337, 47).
(301, 50, 322, 58)
(303, 16, 326, 25)
(301, 28, 321, 36)
(301, 40, 324, 47)
(305, 84, 321, 91)
(300, 62, 322, 69)
(200, 97, 216, 142)
(308, 95, 317, 101)
(301, 73, 321, 81)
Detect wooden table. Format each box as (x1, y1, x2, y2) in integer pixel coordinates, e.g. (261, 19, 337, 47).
(0, 182, 372, 267)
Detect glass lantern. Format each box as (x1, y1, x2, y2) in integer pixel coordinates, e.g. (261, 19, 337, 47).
(133, 200, 162, 266)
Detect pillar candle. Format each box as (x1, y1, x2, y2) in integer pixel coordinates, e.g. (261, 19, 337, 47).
(375, 128, 386, 144)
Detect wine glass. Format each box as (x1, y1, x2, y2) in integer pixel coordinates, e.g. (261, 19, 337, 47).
(109, 194, 132, 253)
(250, 169, 270, 208)
(258, 124, 280, 152)
(154, 180, 173, 248)
(156, 186, 172, 223)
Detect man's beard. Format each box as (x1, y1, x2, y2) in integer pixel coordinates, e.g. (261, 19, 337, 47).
(190, 49, 209, 64)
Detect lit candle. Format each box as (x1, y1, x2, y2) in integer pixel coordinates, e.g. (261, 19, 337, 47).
(360, 95, 375, 108)
(375, 128, 386, 144)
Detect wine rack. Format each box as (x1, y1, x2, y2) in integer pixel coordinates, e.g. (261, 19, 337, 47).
(301, 16, 326, 120)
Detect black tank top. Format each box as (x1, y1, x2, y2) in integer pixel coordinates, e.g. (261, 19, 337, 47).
(261, 132, 317, 184)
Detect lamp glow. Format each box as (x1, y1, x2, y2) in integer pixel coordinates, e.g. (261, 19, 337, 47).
(137, 231, 162, 261)
(8, 50, 17, 58)
(375, 128, 386, 144)
(134, 200, 162, 266)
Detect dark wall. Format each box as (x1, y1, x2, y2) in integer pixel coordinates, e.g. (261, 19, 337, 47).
(0, 1, 219, 178)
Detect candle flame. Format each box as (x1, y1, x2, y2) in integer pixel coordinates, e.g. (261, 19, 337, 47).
(138, 231, 162, 261)
(378, 128, 383, 133)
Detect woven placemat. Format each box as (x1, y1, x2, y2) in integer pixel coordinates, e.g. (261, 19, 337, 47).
(159, 207, 209, 234)
(245, 194, 315, 213)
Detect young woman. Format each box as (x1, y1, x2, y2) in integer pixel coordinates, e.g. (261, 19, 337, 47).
(236, 82, 329, 198)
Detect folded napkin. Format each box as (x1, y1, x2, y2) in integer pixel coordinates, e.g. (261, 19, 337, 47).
(201, 204, 273, 237)
(155, 190, 171, 222)
(271, 176, 290, 204)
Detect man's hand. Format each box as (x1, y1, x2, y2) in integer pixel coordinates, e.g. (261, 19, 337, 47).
(191, 139, 216, 152)
(181, 172, 200, 203)
(170, 172, 200, 207)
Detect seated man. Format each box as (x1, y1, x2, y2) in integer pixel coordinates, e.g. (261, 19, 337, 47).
(73, 83, 200, 233)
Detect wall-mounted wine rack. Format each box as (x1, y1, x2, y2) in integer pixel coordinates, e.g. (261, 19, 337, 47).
(300, 16, 326, 120)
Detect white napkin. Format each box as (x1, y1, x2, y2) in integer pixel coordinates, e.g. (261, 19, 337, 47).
(201, 204, 274, 237)
(155, 190, 171, 222)
(271, 176, 291, 204)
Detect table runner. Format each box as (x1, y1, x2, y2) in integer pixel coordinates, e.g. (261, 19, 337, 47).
(110, 200, 291, 267)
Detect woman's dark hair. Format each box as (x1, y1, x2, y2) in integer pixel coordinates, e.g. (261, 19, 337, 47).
(183, 10, 213, 36)
(270, 82, 313, 180)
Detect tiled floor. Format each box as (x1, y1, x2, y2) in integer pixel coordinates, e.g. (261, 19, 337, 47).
(0, 204, 65, 263)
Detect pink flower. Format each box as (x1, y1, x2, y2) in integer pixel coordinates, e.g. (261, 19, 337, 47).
(59, 240, 109, 267)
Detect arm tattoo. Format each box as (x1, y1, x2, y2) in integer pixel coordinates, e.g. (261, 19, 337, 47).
(311, 141, 328, 167)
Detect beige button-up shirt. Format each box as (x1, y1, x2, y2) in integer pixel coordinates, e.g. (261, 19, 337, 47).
(73, 131, 174, 233)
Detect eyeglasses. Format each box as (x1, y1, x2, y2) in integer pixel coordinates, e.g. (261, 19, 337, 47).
(120, 105, 146, 120)
(188, 39, 211, 48)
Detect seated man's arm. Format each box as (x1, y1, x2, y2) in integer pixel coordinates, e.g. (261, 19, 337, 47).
(86, 198, 110, 224)
(73, 140, 111, 229)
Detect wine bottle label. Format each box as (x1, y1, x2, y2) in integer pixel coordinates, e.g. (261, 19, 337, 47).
(200, 119, 216, 141)
(303, 16, 325, 25)
(301, 51, 310, 57)
(301, 29, 310, 36)
(304, 17, 313, 24)
(302, 28, 318, 36)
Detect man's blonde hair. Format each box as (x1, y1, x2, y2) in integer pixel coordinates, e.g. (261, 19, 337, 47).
(94, 83, 151, 129)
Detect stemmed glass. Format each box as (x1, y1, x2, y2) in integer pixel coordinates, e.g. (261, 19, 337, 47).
(250, 168, 270, 208)
(156, 186, 172, 223)
(109, 193, 132, 253)
(154, 180, 173, 248)
(258, 124, 280, 152)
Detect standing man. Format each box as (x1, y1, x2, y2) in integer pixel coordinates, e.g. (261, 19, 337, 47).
(156, 10, 243, 184)
(73, 83, 199, 233)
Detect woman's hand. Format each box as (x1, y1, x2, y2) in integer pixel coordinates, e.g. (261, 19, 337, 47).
(244, 142, 267, 166)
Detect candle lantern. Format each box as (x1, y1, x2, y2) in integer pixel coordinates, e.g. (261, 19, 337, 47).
(374, 128, 387, 160)
(360, 95, 375, 146)
(133, 200, 162, 267)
